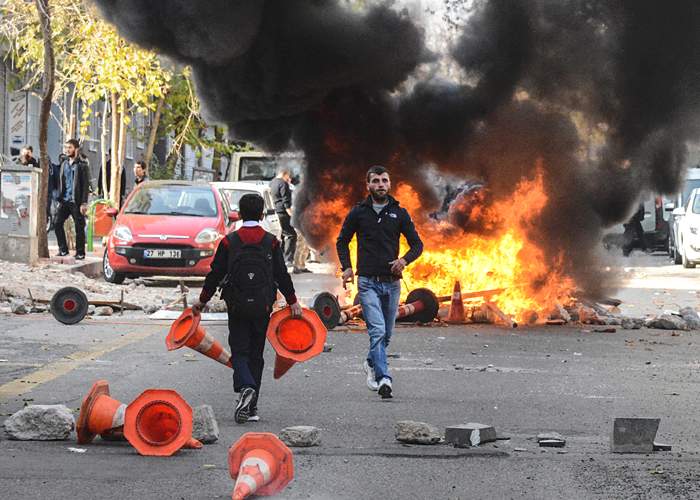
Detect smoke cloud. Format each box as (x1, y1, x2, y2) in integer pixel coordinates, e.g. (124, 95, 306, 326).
(94, 0, 700, 295)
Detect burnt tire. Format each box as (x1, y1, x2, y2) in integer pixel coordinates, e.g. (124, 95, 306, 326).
(398, 288, 439, 323)
(312, 292, 341, 330)
(50, 287, 89, 325)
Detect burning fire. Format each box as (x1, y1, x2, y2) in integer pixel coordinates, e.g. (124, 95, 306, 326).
(342, 165, 576, 323)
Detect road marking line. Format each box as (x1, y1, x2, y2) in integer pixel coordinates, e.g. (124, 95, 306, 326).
(0, 327, 160, 401)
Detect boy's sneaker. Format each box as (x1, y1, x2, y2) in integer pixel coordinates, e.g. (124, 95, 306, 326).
(247, 408, 260, 422)
(363, 360, 379, 391)
(378, 378, 393, 399)
(234, 387, 256, 424)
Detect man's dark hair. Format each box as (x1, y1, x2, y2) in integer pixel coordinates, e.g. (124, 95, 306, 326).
(65, 139, 80, 148)
(135, 160, 147, 171)
(23, 145, 33, 152)
(239, 193, 265, 221)
(366, 165, 389, 182)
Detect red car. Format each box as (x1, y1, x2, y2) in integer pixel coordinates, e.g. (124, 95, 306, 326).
(102, 181, 238, 284)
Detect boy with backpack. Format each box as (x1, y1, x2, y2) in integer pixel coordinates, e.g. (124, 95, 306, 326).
(193, 193, 302, 424)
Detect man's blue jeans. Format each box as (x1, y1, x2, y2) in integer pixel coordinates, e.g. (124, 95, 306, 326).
(358, 276, 401, 382)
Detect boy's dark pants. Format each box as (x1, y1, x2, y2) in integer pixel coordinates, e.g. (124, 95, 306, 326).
(226, 301, 269, 407)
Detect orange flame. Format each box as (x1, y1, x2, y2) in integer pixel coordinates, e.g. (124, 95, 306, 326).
(344, 164, 575, 322)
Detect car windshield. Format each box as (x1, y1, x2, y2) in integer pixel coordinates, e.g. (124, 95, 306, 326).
(124, 185, 218, 217)
(221, 189, 258, 211)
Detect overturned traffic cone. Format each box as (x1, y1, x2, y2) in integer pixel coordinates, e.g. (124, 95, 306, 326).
(166, 308, 232, 368)
(446, 281, 466, 324)
(229, 433, 294, 500)
(76, 380, 127, 444)
(123, 389, 194, 456)
(266, 307, 327, 379)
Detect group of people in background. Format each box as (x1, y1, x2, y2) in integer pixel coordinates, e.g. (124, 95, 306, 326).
(17, 139, 148, 259)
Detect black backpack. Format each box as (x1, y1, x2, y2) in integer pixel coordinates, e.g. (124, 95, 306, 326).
(223, 232, 276, 318)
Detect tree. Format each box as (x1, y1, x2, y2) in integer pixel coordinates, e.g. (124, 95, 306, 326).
(34, 0, 55, 259)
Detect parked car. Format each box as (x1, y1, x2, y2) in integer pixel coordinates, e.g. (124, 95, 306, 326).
(102, 181, 238, 283)
(668, 166, 700, 264)
(211, 181, 281, 235)
(674, 188, 700, 268)
(603, 194, 671, 253)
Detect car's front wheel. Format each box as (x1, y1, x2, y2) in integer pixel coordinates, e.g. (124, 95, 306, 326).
(681, 240, 696, 269)
(103, 250, 126, 284)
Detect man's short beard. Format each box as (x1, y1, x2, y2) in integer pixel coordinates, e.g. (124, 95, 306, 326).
(370, 191, 388, 203)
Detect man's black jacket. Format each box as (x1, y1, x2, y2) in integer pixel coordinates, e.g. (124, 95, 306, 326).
(57, 156, 91, 205)
(336, 195, 423, 277)
(270, 177, 292, 214)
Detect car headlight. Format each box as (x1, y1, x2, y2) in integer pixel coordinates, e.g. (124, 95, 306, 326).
(690, 226, 698, 235)
(195, 228, 220, 244)
(113, 225, 132, 242)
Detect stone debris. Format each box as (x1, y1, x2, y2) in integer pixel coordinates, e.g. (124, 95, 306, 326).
(192, 405, 219, 444)
(537, 432, 566, 448)
(10, 299, 29, 315)
(4, 405, 75, 440)
(445, 423, 497, 447)
(621, 317, 645, 330)
(653, 442, 672, 452)
(279, 425, 321, 447)
(394, 421, 442, 445)
(679, 307, 700, 330)
(93, 306, 113, 317)
(645, 314, 688, 331)
(87, 305, 96, 316)
(611, 417, 660, 453)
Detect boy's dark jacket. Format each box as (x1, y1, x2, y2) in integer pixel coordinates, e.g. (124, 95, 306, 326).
(199, 225, 297, 306)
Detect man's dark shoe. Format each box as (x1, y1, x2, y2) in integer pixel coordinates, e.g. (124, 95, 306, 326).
(56, 251, 69, 257)
(293, 267, 312, 274)
(75, 253, 86, 260)
(235, 387, 256, 424)
(378, 378, 393, 399)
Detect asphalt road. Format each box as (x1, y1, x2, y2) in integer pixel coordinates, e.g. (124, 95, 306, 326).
(1, 253, 699, 499)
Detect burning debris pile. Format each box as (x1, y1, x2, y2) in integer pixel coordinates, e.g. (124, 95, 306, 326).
(94, 0, 700, 304)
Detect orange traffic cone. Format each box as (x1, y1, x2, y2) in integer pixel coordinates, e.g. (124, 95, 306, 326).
(229, 433, 294, 500)
(266, 307, 327, 379)
(166, 308, 232, 368)
(123, 389, 193, 456)
(76, 380, 127, 444)
(446, 281, 466, 324)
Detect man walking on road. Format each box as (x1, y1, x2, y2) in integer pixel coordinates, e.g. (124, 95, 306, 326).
(336, 165, 423, 399)
(55, 139, 91, 260)
(193, 193, 302, 424)
(270, 167, 297, 268)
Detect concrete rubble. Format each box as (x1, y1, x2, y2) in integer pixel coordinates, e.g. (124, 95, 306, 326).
(537, 432, 566, 447)
(445, 423, 497, 447)
(279, 425, 321, 447)
(192, 405, 219, 444)
(394, 421, 442, 445)
(4, 405, 75, 440)
(93, 306, 114, 317)
(680, 307, 700, 329)
(611, 418, 660, 453)
(10, 298, 29, 315)
(645, 314, 688, 331)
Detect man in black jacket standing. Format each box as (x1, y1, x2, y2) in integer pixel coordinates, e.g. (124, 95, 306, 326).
(336, 165, 423, 399)
(55, 139, 91, 259)
(270, 167, 296, 268)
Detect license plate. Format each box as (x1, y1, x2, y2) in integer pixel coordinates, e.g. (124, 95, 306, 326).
(144, 249, 181, 259)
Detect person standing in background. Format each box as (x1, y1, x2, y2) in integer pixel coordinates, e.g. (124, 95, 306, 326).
(270, 167, 297, 268)
(54, 139, 91, 259)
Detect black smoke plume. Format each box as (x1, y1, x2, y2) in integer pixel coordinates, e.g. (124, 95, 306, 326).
(94, 0, 700, 295)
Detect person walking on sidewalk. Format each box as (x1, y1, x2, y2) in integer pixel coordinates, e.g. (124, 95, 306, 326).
(270, 167, 297, 268)
(55, 139, 91, 260)
(193, 193, 302, 424)
(336, 165, 423, 399)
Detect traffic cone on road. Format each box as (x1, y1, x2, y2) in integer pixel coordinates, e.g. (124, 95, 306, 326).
(123, 389, 194, 456)
(166, 308, 233, 368)
(266, 308, 327, 379)
(76, 380, 127, 444)
(228, 433, 294, 500)
(446, 281, 466, 324)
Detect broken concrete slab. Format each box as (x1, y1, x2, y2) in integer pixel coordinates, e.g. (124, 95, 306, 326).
(10, 299, 28, 315)
(611, 418, 660, 453)
(192, 405, 219, 444)
(445, 423, 497, 447)
(4, 405, 75, 440)
(279, 425, 321, 447)
(93, 306, 113, 317)
(646, 314, 688, 331)
(621, 317, 644, 330)
(653, 442, 672, 452)
(537, 432, 566, 448)
(679, 307, 700, 330)
(394, 421, 442, 445)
